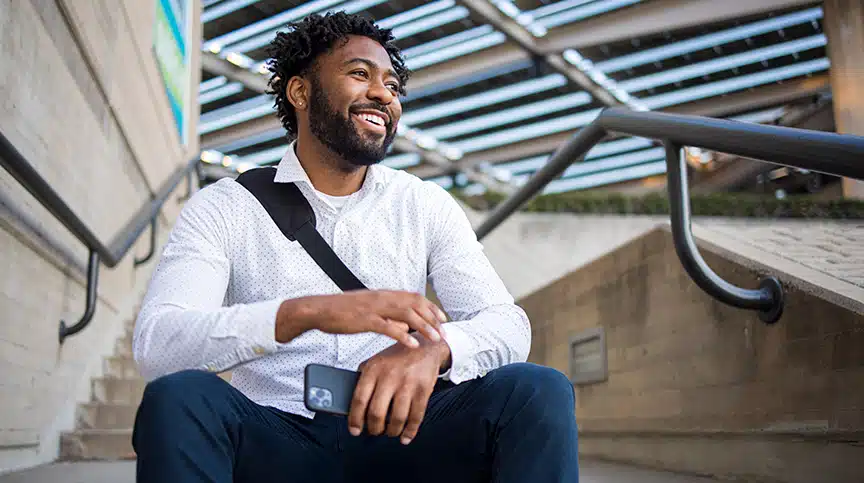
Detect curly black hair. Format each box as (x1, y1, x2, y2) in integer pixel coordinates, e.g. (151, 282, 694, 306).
(265, 11, 411, 137)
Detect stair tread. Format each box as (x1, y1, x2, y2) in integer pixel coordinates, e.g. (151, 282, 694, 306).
(80, 401, 139, 408)
(94, 376, 143, 381)
(64, 429, 132, 436)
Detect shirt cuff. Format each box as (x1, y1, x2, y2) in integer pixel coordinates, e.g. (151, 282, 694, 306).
(438, 323, 476, 384)
(211, 299, 283, 355)
(245, 299, 283, 354)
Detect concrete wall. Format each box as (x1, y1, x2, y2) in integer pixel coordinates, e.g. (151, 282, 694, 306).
(520, 227, 864, 483)
(0, 0, 200, 473)
(463, 207, 667, 300)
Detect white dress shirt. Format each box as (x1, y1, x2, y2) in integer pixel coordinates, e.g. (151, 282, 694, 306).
(134, 143, 531, 418)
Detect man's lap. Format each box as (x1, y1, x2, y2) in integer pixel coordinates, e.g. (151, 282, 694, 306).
(233, 369, 510, 483)
(134, 363, 575, 483)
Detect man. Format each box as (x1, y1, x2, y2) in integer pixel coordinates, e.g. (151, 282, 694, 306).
(132, 11, 578, 483)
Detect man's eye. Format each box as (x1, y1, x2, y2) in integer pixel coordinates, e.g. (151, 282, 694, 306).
(352, 70, 369, 78)
(387, 84, 400, 92)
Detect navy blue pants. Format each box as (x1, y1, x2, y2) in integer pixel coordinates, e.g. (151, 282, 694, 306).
(132, 363, 579, 482)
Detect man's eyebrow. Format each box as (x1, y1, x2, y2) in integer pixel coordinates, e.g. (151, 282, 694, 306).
(343, 58, 399, 83)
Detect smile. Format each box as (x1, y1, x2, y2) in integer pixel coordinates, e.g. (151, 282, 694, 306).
(352, 112, 388, 133)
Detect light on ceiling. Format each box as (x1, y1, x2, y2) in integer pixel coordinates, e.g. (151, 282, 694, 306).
(527, 24, 547, 37)
(416, 134, 439, 150)
(200, 150, 224, 164)
(684, 147, 715, 171)
(440, 145, 464, 161)
(493, 0, 521, 18)
(225, 52, 253, 68)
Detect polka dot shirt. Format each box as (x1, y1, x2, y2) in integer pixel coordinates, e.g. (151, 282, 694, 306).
(134, 143, 531, 418)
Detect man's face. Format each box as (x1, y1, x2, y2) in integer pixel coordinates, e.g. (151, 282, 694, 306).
(306, 35, 403, 167)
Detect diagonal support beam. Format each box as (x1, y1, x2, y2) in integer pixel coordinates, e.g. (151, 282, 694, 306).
(201, 115, 282, 150)
(456, 0, 621, 106)
(201, 51, 269, 93)
(392, 138, 515, 194)
(410, 0, 819, 91)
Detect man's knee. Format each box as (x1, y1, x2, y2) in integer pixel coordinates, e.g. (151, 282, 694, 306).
(487, 363, 575, 419)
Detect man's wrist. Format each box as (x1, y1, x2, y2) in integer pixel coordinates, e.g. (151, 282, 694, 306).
(275, 298, 317, 343)
(416, 332, 451, 372)
(437, 338, 452, 372)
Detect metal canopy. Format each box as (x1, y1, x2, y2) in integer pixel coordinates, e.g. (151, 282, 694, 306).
(197, 0, 830, 195)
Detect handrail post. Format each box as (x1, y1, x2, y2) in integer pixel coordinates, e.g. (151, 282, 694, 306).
(663, 141, 785, 323)
(59, 250, 100, 343)
(134, 218, 158, 267)
(178, 170, 194, 202)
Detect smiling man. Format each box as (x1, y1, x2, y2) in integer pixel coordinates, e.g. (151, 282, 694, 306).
(132, 11, 578, 483)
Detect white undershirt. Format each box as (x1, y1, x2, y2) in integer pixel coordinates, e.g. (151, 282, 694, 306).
(314, 189, 352, 211)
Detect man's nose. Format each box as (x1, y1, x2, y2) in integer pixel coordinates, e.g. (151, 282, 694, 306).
(367, 81, 395, 105)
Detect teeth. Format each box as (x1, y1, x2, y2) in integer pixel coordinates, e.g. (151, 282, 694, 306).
(359, 113, 384, 126)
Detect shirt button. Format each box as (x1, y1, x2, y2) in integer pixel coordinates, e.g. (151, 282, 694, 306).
(253, 345, 266, 355)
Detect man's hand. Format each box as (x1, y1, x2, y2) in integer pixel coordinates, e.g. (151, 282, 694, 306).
(276, 290, 447, 347)
(348, 335, 451, 445)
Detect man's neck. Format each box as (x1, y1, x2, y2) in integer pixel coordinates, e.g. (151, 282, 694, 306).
(294, 135, 367, 197)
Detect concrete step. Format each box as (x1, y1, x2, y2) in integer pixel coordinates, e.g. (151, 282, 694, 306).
(113, 338, 132, 359)
(91, 377, 145, 405)
(59, 429, 135, 461)
(0, 459, 720, 482)
(77, 403, 138, 430)
(103, 356, 139, 379)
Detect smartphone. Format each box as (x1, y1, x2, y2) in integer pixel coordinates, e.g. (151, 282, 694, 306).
(304, 363, 360, 416)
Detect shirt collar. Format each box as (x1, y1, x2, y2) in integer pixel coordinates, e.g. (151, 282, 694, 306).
(273, 141, 388, 191)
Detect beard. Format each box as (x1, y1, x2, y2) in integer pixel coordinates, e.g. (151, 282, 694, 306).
(307, 77, 396, 169)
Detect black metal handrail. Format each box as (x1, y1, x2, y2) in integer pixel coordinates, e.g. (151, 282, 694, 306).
(0, 129, 199, 342)
(476, 107, 864, 323)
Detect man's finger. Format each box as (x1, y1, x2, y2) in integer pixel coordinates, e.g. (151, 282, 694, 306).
(401, 387, 431, 445)
(371, 317, 418, 348)
(366, 379, 398, 436)
(348, 370, 377, 436)
(386, 388, 412, 438)
(415, 303, 447, 339)
(384, 306, 440, 344)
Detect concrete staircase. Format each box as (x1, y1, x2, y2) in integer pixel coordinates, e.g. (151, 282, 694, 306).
(59, 322, 142, 461)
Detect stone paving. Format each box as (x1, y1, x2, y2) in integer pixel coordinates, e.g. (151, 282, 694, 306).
(0, 459, 718, 483)
(696, 218, 864, 289)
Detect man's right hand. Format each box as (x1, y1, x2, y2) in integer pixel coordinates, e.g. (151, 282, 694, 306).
(275, 290, 447, 348)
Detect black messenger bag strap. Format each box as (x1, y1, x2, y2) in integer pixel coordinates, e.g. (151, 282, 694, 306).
(235, 167, 367, 292)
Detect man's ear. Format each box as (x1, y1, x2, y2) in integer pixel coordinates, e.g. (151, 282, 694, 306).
(287, 76, 308, 111)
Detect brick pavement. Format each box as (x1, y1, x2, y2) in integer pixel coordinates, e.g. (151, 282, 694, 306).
(695, 219, 864, 289)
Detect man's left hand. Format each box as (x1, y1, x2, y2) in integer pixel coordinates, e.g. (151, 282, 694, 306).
(348, 335, 451, 445)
